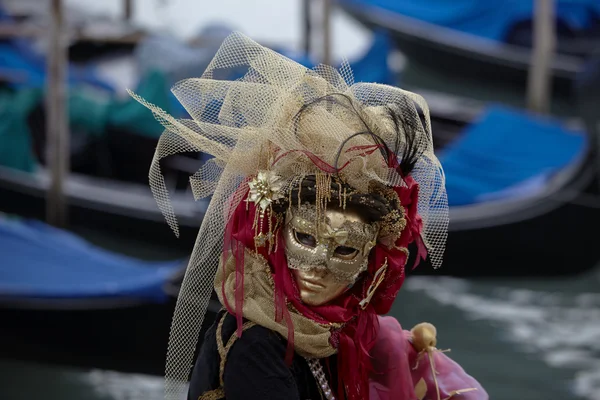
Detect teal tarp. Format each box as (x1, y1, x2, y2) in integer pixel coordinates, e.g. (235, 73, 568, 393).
(0, 88, 42, 172)
(0, 69, 172, 172)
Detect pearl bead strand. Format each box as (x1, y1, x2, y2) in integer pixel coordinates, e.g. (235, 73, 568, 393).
(306, 358, 336, 400)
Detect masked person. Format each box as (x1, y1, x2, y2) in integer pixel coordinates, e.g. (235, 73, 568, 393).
(130, 32, 488, 400)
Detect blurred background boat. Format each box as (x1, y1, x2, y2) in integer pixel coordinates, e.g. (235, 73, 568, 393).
(336, 0, 600, 97)
(0, 3, 397, 249)
(0, 212, 221, 375)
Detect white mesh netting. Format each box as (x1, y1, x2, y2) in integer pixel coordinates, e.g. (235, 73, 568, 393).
(128, 31, 448, 400)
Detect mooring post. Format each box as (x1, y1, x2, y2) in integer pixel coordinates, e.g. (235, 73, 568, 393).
(322, 0, 332, 66)
(124, 0, 133, 21)
(46, 0, 69, 227)
(302, 0, 312, 56)
(526, 0, 556, 114)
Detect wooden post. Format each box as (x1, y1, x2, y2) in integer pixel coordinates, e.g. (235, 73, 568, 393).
(46, 0, 69, 227)
(322, 0, 332, 66)
(124, 0, 133, 21)
(302, 0, 311, 56)
(526, 0, 556, 114)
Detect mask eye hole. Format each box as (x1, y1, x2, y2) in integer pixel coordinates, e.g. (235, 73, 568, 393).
(334, 246, 359, 260)
(294, 230, 317, 248)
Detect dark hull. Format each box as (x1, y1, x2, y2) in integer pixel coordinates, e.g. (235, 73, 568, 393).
(338, 1, 585, 96)
(0, 298, 220, 376)
(416, 58, 600, 279)
(0, 168, 201, 251)
(416, 178, 600, 279)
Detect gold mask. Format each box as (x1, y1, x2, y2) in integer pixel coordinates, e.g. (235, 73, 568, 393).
(284, 204, 379, 306)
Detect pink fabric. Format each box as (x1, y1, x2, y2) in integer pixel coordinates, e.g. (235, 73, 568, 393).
(369, 317, 417, 400)
(369, 317, 488, 400)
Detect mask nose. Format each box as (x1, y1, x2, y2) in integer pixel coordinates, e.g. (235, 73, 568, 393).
(303, 267, 328, 279)
(316, 243, 330, 259)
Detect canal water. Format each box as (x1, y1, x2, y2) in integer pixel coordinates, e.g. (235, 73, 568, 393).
(2, 260, 598, 400)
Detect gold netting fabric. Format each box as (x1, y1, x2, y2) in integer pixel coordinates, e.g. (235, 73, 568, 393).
(128, 31, 448, 400)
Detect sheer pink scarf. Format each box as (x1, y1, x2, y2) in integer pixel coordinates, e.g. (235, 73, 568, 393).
(369, 316, 488, 400)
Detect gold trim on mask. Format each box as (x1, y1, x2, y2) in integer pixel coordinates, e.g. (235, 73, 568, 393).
(359, 257, 388, 309)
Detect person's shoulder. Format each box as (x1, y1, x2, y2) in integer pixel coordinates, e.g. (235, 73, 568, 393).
(219, 312, 294, 384)
(220, 312, 286, 353)
(219, 316, 301, 398)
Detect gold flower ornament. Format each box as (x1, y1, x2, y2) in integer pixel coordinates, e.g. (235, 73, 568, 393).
(248, 171, 284, 213)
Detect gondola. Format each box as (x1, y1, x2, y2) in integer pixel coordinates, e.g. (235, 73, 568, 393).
(336, 0, 600, 95)
(0, 98, 210, 249)
(0, 5, 213, 249)
(412, 53, 600, 278)
(0, 214, 220, 375)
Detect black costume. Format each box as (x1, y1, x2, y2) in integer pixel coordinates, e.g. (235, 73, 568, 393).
(189, 311, 339, 400)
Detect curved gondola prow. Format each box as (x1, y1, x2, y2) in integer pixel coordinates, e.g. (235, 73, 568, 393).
(408, 66, 599, 277)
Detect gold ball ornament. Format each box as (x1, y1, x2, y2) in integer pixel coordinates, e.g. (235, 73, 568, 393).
(411, 322, 437, 352)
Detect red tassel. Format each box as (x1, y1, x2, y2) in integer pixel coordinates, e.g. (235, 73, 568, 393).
(337, 333, 357, 400)
(335, 309, 379, 400)
(221, 206, 237, 317)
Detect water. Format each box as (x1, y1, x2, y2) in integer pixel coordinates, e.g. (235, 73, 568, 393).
(2, 264, 598, 399)
(0, 359, 165, 400)
(396, 272, 600, 400)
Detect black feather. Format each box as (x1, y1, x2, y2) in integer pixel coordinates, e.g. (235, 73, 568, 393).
(291, 92, 430, 176)
(384, 96, 430, 176)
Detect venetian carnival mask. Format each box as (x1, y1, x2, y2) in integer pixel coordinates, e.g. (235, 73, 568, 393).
(284, 203, 379, 306)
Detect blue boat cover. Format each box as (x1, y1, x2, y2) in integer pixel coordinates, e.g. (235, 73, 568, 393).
(0, 217, 184, 303)
(439, 105, 587, 206)
(342, 0, 600, 42)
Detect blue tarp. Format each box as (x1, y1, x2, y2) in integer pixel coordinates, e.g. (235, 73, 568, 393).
(341, 0, 600, 43)
(439, 105, 587, 206)
(0, 217, 184, 302)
